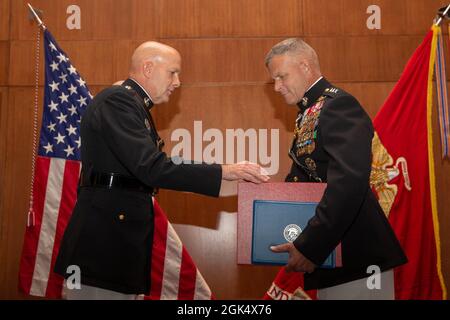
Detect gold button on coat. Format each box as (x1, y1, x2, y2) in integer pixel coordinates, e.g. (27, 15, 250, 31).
(118, 213, 125, 221)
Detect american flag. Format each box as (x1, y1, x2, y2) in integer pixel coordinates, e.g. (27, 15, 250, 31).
(19, 29, 213, 299)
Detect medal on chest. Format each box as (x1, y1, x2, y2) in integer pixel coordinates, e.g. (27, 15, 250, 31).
(293, 98, 325, 157)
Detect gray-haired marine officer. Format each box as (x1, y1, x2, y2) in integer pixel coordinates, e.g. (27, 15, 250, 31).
(54, 41, 269, 299)
(266, 38, 407, 300)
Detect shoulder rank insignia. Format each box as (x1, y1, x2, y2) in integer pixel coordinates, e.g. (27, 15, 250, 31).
(324, 87, 339, 94)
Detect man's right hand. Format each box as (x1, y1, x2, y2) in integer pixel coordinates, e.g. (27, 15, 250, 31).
(270, 242, 316, 273)
(221, 162, 270, 184)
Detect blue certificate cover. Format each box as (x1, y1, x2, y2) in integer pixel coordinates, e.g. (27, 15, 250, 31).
(251, 200, 336, 268)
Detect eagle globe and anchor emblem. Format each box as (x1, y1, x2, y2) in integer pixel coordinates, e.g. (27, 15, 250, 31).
(370, 132, 412, 217)
(283, 224, 302, 242)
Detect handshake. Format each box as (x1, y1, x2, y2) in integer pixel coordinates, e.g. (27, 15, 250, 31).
(221, 161, 270, 184)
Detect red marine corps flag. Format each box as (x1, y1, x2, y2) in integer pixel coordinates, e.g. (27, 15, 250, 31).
(371, 25, 446, 300)
(18, 23, 213, 300)
(264, 25, 447, 300)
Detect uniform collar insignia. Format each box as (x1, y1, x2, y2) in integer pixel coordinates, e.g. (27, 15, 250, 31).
(122, 78, 154, 109)
(297, 77, 331, 112)
(301, 97, 308, 107)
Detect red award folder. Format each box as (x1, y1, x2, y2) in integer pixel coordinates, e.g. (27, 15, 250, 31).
(237, 182, 342, 266)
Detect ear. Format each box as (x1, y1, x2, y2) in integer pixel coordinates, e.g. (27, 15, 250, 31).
(143, 61, 154, 78)
(300, 61, 310, 74)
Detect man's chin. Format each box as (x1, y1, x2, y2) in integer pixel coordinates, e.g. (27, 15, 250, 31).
(163, 93, 173, 103)
(284, 97, 298, 105)
(154, 97, 170, 105)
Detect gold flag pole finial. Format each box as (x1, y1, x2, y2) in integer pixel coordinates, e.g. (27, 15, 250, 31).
(27, 3, 46, 30)
(435, 4, 450, 26)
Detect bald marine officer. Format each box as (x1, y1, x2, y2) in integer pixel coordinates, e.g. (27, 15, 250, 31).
(54, 41, 269, 299)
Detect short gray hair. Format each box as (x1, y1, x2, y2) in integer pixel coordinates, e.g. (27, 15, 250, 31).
(265, 38, 320, 70)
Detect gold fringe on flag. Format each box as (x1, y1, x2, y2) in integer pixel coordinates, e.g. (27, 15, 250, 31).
(428, 25, 447, 300)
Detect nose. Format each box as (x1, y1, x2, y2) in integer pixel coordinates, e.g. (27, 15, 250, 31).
(274, 79, 282, 92)
(173, 73, 181, 88)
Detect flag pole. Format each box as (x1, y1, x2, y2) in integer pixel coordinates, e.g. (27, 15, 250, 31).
(435, 4, 450, 26)
(27, 3, 46, 30)
(26, 2, 46, 227)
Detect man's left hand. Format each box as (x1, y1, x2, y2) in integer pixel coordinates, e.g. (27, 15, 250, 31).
(270, 242, 316, 273)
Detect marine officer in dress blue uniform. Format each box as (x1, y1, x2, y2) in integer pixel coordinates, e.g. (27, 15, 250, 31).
(55, 41, 269, 299)
(266, 38, 407, 300)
